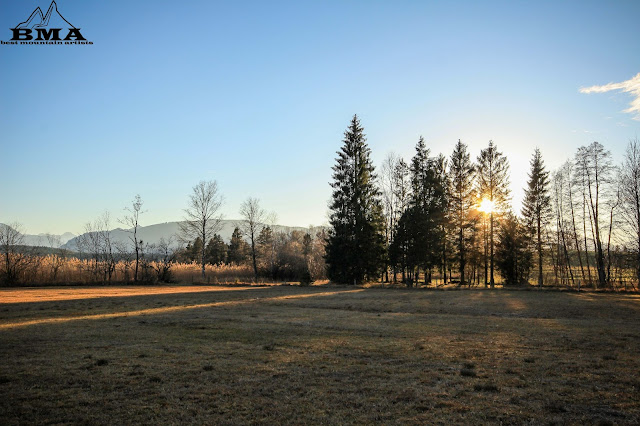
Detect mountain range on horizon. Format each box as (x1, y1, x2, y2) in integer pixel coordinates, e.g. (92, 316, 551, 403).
(16, 1, 75, 30)
(0, 225, 77, 248)
(60, 220, 325, 252)
(1, 220, 326, 251)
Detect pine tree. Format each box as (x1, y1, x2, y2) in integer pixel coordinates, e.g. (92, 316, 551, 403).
(228, 227, 249, 265)
(258, 226, 275, 277)
(476, 140, 510, 287)
(496, 213, 532, 285)
(521, 148, 551, 286)
(407, 136, 433, 282)
(191, 237, 204, 263)
(449, 139, 476, 286)
(325, 115, 386, 284)
(205, 234, 227, 265)
(396, 136, 448, 286)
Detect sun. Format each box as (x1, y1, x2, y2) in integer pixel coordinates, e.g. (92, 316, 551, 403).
(478, 198, 495, 213)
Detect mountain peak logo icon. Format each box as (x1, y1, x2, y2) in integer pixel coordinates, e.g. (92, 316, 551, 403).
(3, 0, 91, 44)
(16, 1, 76, 30)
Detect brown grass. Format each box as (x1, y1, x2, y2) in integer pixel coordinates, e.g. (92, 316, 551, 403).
(1, 286, 639, 424)
(3, 255, 262, 285)
(171, 262, 255, 284)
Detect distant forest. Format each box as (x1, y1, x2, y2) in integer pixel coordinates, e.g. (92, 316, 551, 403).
(1, 115, 639, 289)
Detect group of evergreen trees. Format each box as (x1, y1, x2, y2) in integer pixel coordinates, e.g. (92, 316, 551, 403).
(326, 115, 552, 286)
(178, 228, 250, 266)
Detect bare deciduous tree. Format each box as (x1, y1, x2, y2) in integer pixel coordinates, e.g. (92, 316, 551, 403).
(0, 222, 30, 285)
(380, 152, 399, 282)
(98, 212, 116, 283)
(574, 141, 613, 288)
(152, 237, 177, 283)
(619, 137, 640, 284)
(239, 197, 266, 281)
(76, 212, 117, 283)
(45, 233, 67, 282)
(179, 181, 224, 279)
(120, 194, 145, 283)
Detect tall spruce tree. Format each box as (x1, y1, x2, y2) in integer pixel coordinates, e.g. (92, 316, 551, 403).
(396, 136, 448, 285)
(476, 140, 510, 287)
(449, 140, 476, 286)
(325, 115, 386, 284)
(205, 234, 227, 265)
(228, 227, 249, 265)
(407, 136, 433, 282)
(521, 148, 551, 286)
(496, 213, 533, 285)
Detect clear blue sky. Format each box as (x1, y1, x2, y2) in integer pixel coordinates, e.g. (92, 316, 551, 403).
(1, 0, 639, 234)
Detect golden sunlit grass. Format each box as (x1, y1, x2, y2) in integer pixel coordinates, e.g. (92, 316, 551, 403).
(0, 288, 362, 329)
(1, 286, 639, 424)
(171, 262, 255, 283)
(4, 255, 260, 285)
(0, 285, 255, 304)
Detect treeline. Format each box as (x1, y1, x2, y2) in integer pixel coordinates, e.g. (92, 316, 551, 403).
(2, 115, 639, 289)
(0, 194, 326, 285)
(176, 227, 327, 283)
(325, 115, 640, 289)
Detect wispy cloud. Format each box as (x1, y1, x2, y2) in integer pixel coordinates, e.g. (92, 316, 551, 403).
(580, 72, 640, 120)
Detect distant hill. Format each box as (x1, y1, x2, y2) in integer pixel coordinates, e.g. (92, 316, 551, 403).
(0, 224, 76, 248)
(22, 232, 76, 247)
(61, 220, 325, 251)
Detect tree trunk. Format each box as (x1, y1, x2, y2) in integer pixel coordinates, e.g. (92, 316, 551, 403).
(251, 233, 258, 281)
(537, 215, 543, 286)
(567, 182, 586, 284)
(459, 227, 466, 285)
(490, 212, 495, 288)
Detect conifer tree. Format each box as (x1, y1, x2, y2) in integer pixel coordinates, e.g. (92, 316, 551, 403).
(205, 234, 227, 265)
(476, 140, 510, 287)
(496, 213, 532, 285)
(228, 227, 249, 265)
(325, 115, 386, 284)
(396, 137, 448, 285)
(449, 140, 476, 286)
(522, 148, 551, 286)
(407, 136, 433, 281)
(191, 237, 204, 262)
(258, 226, 275, 277)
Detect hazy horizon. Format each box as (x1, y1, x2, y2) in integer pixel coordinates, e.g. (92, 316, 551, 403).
(2, 0, 639, 235)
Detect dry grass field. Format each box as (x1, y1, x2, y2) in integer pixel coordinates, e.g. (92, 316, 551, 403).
(1, 285, 639, 425)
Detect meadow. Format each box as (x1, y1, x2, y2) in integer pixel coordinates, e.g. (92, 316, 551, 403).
(1, 285, 639, 424)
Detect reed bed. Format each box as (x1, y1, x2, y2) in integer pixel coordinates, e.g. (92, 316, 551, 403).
(0, 254, 266, 286)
